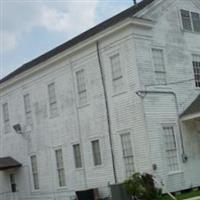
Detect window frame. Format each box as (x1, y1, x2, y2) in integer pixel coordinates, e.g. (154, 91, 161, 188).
(30, 155, 40, 190)
(73, 143, 82, 169)
(2, 102, 10, 133)
(180, 9, 200, 33)
(192, 54, 200, 88)
(55, 148, 66, 187)
(23, 93, 33, 125)
(47, 82, 58, 117)
(110, 53, 124, 94)
(75, 68, 88, 106)
(120, 132, 135, 177)
(162, 124, 181, 174)
(91, 139, 102, 166)
(151, 48, 167, 85)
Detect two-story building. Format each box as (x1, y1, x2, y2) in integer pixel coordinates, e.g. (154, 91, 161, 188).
(0, 0, 200, 199)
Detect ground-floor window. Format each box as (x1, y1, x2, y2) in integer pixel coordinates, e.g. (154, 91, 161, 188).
(55, 149, 66, 187)
(30, 155, 39, 190)
(163, 126, 180, 173)
(121, 133, 135, 177)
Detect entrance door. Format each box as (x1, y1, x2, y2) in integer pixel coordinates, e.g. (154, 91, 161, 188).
(10, 174, 17, 193)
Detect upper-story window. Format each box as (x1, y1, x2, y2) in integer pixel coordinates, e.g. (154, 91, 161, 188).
(181, 10, 200, 33)
(76, 69, 87, 105)
(2, 103, 10, 133)
(192, 54, 200, 88)
(23, 93, 32, 125)
(48, 82, 58, 117)
(152, 48, 166, 85)
(110, 53, 124, 94)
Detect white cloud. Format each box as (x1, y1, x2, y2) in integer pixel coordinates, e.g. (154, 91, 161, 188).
(1, 0, 99, 52)
(0, 31, 17, 51)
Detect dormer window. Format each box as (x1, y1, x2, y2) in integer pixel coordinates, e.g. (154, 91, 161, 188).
(181, 9, 200, 33)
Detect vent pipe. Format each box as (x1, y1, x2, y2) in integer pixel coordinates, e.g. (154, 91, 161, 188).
(133, 0, 137, 5)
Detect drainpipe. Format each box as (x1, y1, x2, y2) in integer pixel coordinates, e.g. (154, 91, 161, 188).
(136, 90, 188, 163)
(96, 41, 117, 183)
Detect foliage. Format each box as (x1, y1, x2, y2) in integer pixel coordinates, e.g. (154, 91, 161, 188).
(159, 189, 200, 200)
(123, 172, 162, 200)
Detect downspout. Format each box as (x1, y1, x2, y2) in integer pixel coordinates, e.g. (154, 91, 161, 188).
(96, 41, 117, 183)
(136, 90, 187, 163)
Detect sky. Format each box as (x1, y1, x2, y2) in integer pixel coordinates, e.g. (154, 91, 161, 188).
(0, 0, 139, 79)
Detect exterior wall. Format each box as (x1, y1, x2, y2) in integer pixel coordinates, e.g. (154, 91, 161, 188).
(0, 0, 200, 199)
(0, 25, 149, 199)
(134, 0, 200, 192)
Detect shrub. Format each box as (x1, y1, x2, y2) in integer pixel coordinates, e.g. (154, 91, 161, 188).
(123, 172, 162, 200)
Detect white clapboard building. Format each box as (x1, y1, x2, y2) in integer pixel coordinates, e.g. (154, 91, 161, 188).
(0, 0, 200, 199)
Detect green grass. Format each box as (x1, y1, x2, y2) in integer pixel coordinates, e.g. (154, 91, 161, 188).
(159, 189, 200, 200)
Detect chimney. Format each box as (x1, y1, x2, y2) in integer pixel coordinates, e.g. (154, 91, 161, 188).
(133, 0, 137, 5)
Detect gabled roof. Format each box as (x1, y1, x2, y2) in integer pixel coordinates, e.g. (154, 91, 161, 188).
(0, 0, 155, 84)
(181, 94, 200, 117)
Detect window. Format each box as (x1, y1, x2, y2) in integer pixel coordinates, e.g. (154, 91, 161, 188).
(73, 144, 82, 168)
(30, 155, 39, 190)
(55, 149, 66, 187)
(23, 94, 32, 125)
(2, 103, 10, 133)
(193, 55, 200, 88)
(48, 82, 57, 116)
(76, 69, 87, 105)
(191, 12, 200, 32)
(110, 53, 124, 93)
(163, 126, 179, 173)
(121, 133, 135, 177)
(181, 10, 200, 33)
(152, 48, 166, 85)
(91, 140, 102, 166)
(181, 10, 192, 31)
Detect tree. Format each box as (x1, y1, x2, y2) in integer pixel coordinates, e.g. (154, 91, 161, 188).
(123, 173, 162, 200)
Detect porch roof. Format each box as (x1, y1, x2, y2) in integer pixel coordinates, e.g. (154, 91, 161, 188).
(181, 94, 200, 121)
(0, 157, 22, 171)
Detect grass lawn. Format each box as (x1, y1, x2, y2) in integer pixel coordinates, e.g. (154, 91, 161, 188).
(160, 189, 200, 200)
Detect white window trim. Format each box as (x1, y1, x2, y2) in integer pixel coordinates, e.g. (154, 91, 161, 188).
(73, 143, 83, 169)
(2, 102, 10, 134)
(180, 9, 200, 33)
(47, 82, 59, 118)
(23, 93, 33, 126)
(91, 139, 103, 167)
(54, 147, 67, 188)
(109, 52, 126, 95)
(151, 47, 167, 85)
(119, 131, 136, 177)
(30, 154, 40, 191)
(74, 67, 89, 108)
(192, 54, 200, 88)
(161, 124, 182, 175)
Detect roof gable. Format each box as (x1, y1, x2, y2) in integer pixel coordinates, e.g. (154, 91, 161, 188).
(181, 95, 200, 117)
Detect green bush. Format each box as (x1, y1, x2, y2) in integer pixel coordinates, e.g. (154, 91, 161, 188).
(123, 172, 162, 200)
